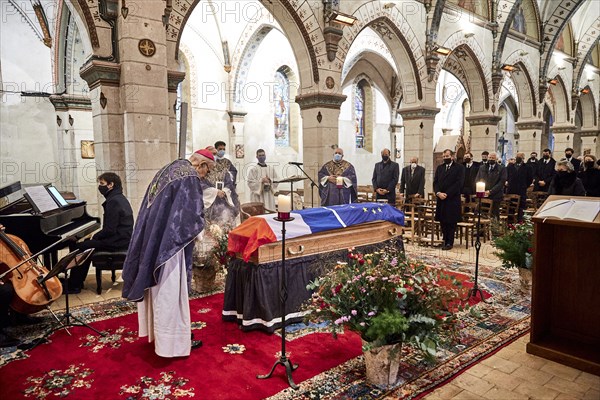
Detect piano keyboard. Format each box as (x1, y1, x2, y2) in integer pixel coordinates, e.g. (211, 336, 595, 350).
(49, 220, 98, 240)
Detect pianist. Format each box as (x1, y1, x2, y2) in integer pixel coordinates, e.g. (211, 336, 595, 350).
(67, 173, 134, 294)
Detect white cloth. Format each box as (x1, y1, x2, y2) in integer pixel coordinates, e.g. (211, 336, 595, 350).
(247, 164, 278, 211)
(137, 248, 191, 358)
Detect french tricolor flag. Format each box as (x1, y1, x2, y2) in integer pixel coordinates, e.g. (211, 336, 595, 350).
(228, 203, 405, 261)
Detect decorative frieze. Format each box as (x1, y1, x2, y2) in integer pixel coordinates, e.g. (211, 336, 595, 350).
(398, 106, 440, 120)
(79, 60, 121, 90)
(295, 93, 347, 110)
(49, 95, 92, 112)
(167, 70, 186, 93)
(466, 115, 502, 126)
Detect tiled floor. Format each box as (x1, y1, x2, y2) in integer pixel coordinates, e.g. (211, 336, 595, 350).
(48, 243, 599, 399)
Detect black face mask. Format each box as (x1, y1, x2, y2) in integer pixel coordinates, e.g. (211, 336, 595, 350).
(557, 171, 569, 177)
(464, 158, 471, 163)
(382, 155, 389, 162)
(543, 155, 550, 160)
(566, 153, 573, 159)
(98, 185, 110, 196)
(515, 157, 523, 164)
(443, 158, 452, 164)
(585, 161, 595, 169)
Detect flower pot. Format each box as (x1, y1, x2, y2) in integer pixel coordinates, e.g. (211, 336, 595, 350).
(192, 265, 218, 293)
(362, 339, 402, 386)
(518, 267, 532, 295)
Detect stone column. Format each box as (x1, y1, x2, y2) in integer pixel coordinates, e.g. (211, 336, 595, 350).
(580, 130, 599, 157)
(168, 70, 186, 159)
(295, 92, 347, 207)
(398, 106, 439, 194)
(466, 115, 501, 159)
(515, 120, 544, 156)
(389, 124, 403, 164)
(552, 125, 577, 154)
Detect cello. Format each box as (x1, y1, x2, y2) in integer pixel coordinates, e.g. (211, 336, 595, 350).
(0, 224, 63, 314)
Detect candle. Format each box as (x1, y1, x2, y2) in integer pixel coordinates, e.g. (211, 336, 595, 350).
(336, 176, 344, 187)
(476, 181, 486, 198)
(278, 194, 292, 213)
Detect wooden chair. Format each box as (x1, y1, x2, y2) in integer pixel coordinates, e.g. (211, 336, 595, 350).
(357, 185, 375, 202)
(500, 194, 521, 224)
(240, 202, 273, 222)
(416, 204, 442, 247)
(400, 202, 418, 242)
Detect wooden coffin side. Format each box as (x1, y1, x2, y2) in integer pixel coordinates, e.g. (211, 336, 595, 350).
(242, 221, 402, 264)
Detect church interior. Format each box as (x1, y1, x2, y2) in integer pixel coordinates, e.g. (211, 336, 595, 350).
(0, 0, 599, 399)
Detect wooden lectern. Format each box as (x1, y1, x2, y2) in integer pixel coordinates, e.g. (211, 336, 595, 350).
(528, 195, 600, 375)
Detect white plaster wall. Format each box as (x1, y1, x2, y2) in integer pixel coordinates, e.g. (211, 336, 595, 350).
(0, 6, 57, 187)
(435, 71, 467, 146)
(338, 84, 393, 186)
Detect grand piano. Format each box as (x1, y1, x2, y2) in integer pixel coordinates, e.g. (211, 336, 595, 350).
(0, 182, 101, 266)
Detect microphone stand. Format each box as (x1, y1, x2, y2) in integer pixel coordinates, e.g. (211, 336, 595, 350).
(293, 164, 317, 208)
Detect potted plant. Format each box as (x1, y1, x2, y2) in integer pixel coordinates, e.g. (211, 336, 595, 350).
(192, 224, 233, 292)
(492, 217, 534, 294)
(303, 242, 465, 386)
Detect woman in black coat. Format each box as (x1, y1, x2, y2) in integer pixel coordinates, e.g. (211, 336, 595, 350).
(578, 155, 600, 197)
(548, 159, 586, 196)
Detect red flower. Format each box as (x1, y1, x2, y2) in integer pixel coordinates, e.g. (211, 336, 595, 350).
(226, 251, 236, 258)
(333, 284, 343, 294)
(527, 247, 534, 253)
(219, 256, 227, 265)
(358, 259, 365, 265)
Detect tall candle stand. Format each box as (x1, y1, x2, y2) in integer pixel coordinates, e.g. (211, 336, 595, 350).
(465, 188, 488, 303)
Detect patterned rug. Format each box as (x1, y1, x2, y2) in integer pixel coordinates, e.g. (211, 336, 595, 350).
(0, 253, 530, 400)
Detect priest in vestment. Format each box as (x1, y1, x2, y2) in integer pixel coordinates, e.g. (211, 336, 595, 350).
(318, 148, 358, 206)
(122, 149, 214, 358)
(213, 141, 238, 184)
(247, 149, 279, 211)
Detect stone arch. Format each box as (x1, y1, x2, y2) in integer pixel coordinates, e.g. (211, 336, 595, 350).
(579, 86, 597, 128)
(169, 0, 321, 87)
(435, 36, 491, 113)
(502, 50, 539, 119)
(340, 3, 426, 105)
(547, 74, 570, 124)
(572, 17, 600, 94)
(539, 0, 586, 81)
(342, 51, 397, 111)
(179, 43, 198, 108)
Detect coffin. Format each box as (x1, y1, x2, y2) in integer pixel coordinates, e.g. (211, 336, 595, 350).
(223, 219, 404, 332)
(242, 220, 403, 264)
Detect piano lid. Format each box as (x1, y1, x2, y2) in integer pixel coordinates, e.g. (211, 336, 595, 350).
(0, 181, 21, 198)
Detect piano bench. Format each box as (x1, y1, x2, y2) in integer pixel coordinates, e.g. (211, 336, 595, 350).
(91, 251, 128, 295)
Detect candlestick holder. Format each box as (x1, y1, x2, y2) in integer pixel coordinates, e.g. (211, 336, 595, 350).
(465, 193, 488, 303)
(257, 213, 299, 389)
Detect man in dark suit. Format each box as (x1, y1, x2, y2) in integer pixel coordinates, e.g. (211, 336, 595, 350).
(564, 147, 581, 171)
(528, 152, 538, 165)
(434, 149, 465, 250)
(534, 148, 556, 192)
(372, 148, 400, 205)
(506, 152, 534, 221)
(461, 152, 480, 202)
(400, 156, 425, 202)
(476, 152, 507, 219)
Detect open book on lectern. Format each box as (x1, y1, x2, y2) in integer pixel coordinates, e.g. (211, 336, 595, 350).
(536, 199, 600, 223)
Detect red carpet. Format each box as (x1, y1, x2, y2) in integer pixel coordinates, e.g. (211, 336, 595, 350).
(0, 293, 362, 399)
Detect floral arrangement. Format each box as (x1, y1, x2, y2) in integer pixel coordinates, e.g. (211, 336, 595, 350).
(492, 217, 534, 270)
(302, 243, 466, 358)
(194, 224, 234, 272)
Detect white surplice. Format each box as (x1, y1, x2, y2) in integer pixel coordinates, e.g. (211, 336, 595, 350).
(247, 164, 278, 211)
(137, 248, 191, 358)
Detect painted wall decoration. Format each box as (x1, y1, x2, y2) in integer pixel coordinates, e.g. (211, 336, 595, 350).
(354, 84, 365, 149)
(274, 70, 290, 147)
(81, 141, 95, 159)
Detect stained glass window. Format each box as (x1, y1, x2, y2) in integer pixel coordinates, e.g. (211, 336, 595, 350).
(354, 84, 365, 149)
(274, 70, 290, 147)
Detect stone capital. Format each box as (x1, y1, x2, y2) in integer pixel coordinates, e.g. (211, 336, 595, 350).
(579, 129, 600, 137)
(167, 70, 186, 93)
(295, 93, 347, 110)
(228, 111, 247, 123)
(516, 120, 545, 130)
(398, 106, 440, 120)
(79, 59, 121, 90)
(49, 94, 92, 112)
(552, 125, 577, 134)
(465, 115, 502, 126)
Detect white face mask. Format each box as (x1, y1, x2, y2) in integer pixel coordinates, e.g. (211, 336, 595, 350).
(333, 154, 342, 162)
(411, 163, 417, 168)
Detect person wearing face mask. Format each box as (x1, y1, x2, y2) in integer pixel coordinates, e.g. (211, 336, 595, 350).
(548, 159, 586, 196)
(201, 145, 240, 229)
(67, 172, 134, 294)
(372, 148, 400, 205)
(123, 150, 213, 357)
(318, 148, 358, 206)
(400, 156, 426, 202)
(534, 148, 556, 192)
(564, 148, 581, 171)
(247, 149, 279, 210)
(480, 151, 489, 165)
(461, 152, 481, 202)
(212, 141, 238, 184)
(475, 152, 507, 219)
(434, 149, 465, 250)
(528, 152, 538, 165)
(506, 152, 534, 221)
(577, 155, 600, 197)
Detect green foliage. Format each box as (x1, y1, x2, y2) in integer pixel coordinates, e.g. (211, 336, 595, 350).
(302, 240, 466, 359)
(492, 217, 534, 270)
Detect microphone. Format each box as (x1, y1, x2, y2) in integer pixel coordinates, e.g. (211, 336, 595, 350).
(289, 162, 303, 166)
